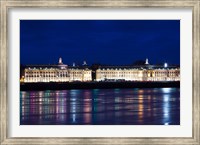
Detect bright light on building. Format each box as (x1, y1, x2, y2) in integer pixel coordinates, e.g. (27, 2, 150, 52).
(22, 58, 180, 83)
(164, 63, 168, 68)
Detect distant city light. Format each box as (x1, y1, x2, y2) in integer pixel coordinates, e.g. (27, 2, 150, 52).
(164, 63, 168, 68)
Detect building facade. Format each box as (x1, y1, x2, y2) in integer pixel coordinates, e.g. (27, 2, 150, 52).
(23, 58, 92, 83)
(95, 59, 180, 82)
(22, 58, 180, 83)
(95, 66, 180, 82)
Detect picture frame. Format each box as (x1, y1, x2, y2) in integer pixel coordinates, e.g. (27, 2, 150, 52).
(0, 0, 199, 144)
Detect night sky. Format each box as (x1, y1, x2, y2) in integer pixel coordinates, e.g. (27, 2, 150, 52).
(20, 20, 180, 66)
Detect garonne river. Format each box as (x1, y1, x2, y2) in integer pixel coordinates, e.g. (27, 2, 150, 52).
(20, 88, 180, 125)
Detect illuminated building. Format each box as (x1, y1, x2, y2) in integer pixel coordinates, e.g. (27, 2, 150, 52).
(22, 58, 180, 83)
(23, 58, 92, 82)
(95, 59, 180, 82)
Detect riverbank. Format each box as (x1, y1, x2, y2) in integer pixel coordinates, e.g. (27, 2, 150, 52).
(20, 81, 180, 91)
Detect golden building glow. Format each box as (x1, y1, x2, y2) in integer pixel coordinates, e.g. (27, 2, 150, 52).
(96, 67, 180, 82)
(23, 58, 92, 83)
(22, 58, 180, 83)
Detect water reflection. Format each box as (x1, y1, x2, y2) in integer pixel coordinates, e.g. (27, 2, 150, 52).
(20, 88, 180, 125)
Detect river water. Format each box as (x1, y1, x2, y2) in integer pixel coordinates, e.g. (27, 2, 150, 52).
(20, 88, 180, 125)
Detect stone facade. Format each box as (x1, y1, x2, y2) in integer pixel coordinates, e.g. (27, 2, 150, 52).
(22, 58, 180, 83)
(95, 66, 180, 82)
(23, 58, 92, 83)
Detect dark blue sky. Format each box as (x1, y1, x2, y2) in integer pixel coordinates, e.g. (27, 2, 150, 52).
(20, 20, 180, 66)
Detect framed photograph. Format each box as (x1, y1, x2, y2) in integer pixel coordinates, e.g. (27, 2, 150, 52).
(1, 0, 199, 144)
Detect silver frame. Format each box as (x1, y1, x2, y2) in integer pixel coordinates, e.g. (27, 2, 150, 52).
(0, 0, 199, 144)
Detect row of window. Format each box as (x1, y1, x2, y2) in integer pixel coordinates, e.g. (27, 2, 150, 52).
(25, 75, 69, 77)
(98, 71, 139, 74)
(98, 71, 179, 74)
(25, 71, 91, 74)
